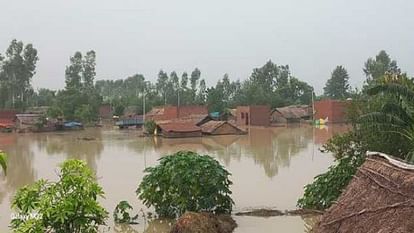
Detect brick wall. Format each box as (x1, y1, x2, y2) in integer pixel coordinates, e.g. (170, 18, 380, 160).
(236, 105, 270, 127)
(314, 99, 349, 123)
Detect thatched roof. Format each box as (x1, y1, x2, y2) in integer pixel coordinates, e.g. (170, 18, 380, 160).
(200, 121, 246, 135)
(314, 152, 414, 233)
(273, 105, 311, 119)
(158, 122, 201, 133)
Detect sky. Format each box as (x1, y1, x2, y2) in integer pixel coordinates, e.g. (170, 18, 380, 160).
(0, 0, 413, 94)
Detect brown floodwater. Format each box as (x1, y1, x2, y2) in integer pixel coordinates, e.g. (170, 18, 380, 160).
(0, 125, 347, 232)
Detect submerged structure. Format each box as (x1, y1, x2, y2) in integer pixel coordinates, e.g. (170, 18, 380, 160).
(314, 152, 414, 233)
(200, 121, 246, 136)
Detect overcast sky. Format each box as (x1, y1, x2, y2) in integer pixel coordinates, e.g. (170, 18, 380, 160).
(1, 0, 413, 94)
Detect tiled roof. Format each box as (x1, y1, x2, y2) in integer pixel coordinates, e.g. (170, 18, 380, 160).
(158, 122, 201, 133)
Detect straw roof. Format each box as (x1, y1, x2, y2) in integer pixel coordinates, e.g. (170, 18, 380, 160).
(314, 152, 414, 233)
(273, 105, 311, 119)
(200, 121, 245, 135)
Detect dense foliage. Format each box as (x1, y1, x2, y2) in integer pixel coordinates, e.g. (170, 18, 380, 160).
(136, 151, 233, 217)
(0, 150, 7, 175)
(11, 159, 108, 233)
(298, 51, 414, 210)
(144, 120, 157, 134)
(113, 201, 138, 224)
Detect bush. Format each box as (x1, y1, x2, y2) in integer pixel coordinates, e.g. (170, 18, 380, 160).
(0, 150, 7, 175)
(113, 201, 138, 224)
(136, 151, 234, 217)
(11, 159, 108, 232)
(297, 155, 365, 210)
(144, 120, 157, 134)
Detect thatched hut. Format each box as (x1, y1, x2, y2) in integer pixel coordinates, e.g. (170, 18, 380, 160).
(314, 152, 414, 233)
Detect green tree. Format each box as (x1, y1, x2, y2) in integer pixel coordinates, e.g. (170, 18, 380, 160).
(323, 65, 350, 99)
(363, 50, 400, 85)
(11, 159, 108, 232)
(35, 88, 56, 106)
(190, 68, 201, 103)
(0, 39, 38, 109)
(56, 51, 102, 122)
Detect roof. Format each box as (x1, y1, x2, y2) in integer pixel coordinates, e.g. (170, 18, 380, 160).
(273, 105, 310, 119)
(146, 107, 164, 116)
(158, 122, 201, 133)
(156, 114, 210, 126)
(314, 152, 414, 233)
(200, 121, 244, 134)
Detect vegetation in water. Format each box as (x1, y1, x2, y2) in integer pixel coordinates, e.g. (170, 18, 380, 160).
(136, 151, 233, 218)
(0, 151, 7, 175)
(11, 159, 108, 233)
(113, 201, 138, 224)
(144, 120, 157, 134)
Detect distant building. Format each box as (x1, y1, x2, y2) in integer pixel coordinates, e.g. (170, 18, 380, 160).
(147, 105, 208, 121)
(0, 110, 17, 129)
(314, 99, 350, 123)
(15, 113, 42, 130)
(236, 105, 270, 127)
(271, 105, 311, 124)
(99, 105, 113, 119)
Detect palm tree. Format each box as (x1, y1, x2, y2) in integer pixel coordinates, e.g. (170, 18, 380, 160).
(359, 73, 414, 161)
(0, 151, 7, 175)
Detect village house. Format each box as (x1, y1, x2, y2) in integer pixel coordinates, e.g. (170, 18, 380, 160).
(200, 121, 246, 136)
(146, 105, 208, 122)
(236, 105, 270, 127)
(0, 109, 17, 129)
(314, 99, 350, 123)
(156, 122, 202, 138)
(271, 105, 312, 125)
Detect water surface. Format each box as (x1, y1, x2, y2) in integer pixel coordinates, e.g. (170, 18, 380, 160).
(0, 125, 347, 232)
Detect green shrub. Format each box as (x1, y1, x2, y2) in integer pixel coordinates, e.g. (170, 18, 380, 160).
(113, 201, 138, 224)
(136, 151, 234, 217)
(11, 159, 108, 232)
(0, 151, 7, 175)
(144, 120, 157, 134)
(297, 155, 364, 210)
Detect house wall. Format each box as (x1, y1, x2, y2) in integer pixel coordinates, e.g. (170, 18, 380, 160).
(250, 105, 270, 126)
(236, 106, 250, 126)
(152, 105, 208, 121)
(314, 99, 350, 123)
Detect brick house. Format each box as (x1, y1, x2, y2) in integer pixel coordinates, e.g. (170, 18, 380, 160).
(314, 99, 350, 123)
(236, 105, 270, 127)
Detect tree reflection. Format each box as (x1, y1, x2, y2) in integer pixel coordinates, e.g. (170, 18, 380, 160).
(35, 130, 104, 170)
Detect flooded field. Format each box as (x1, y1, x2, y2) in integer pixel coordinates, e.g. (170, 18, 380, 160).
(0, 125, 347, 232)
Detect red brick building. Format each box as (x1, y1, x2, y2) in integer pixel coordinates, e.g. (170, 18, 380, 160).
(236, 105, 270, 127)
(99, 105, 113, 119)
(147, 105, 208, 121)
(314, 99, 350, 123)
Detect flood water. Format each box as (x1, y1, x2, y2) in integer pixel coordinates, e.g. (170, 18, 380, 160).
(0, 125, 347, 232)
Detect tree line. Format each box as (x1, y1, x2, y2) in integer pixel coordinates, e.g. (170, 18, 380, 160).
(0, 39, 402, 122)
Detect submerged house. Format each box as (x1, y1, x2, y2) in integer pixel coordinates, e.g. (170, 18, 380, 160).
(156, 122, 202, 138)
(15, 113, 45, 131)
(147, 105, 208, 122)
(236, 105, 270, 127)
(314, 152, 414, 233)
(271, 105, 311, 125)
(200, 121, 246, 136)
(314, 99, 350, 123)
(0, 110, 17, 129)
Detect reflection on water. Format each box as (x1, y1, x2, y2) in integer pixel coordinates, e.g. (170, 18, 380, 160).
(0, 125, 346, 232)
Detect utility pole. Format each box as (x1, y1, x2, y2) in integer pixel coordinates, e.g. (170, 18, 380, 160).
(143, 89, 146, 122)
